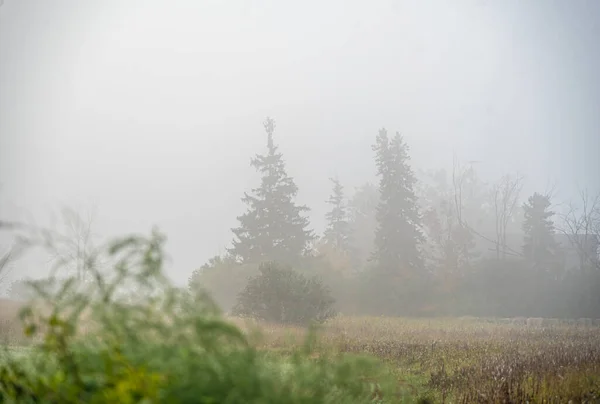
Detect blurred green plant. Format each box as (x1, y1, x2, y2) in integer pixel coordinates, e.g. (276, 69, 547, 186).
(0, 227, 393, 403)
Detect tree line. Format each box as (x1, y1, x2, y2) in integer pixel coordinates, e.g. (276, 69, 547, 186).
(3, 117, 598, 320)
(189, 117, 600, 319)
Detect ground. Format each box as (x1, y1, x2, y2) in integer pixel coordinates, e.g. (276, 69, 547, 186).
(1, 298, 599, 402)
(228, 316, 600, 402)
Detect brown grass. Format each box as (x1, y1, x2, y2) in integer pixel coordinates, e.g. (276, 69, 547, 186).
(2, 300, 599, 402)
(227, 315, 600, 403)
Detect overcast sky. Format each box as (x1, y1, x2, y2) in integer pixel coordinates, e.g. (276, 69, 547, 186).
(1, 0, 599, 285)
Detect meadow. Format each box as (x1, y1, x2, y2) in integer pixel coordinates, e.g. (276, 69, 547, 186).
(2, 302, 600, 403)
(232, 316, 600, 403)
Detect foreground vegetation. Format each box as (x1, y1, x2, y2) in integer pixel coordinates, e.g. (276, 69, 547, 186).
(2, 302, 600, 402)
(3, 312, 600, 403)
(0, 230, 398, 403)
(1, 224, 599, 402)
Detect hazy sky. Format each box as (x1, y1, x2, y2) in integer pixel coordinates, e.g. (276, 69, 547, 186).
(1, 0, 599, 285)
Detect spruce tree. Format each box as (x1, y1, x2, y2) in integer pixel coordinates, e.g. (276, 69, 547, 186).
(323, 176, 351, 253)
(522, 192, 559, 267)
(228, 118, 314, 266)
(347, 182, 379, 269)
(372, 128, 424, 275)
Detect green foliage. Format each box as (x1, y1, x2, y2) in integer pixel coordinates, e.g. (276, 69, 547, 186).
(232, 261, 337, 326)
(522, 192, 560, 267)
(323, 177, 352, 255)
(371, 129, 424, 274)
(228, 117, 315, 267)
(0, 229, 394, 403)
(347, 182, 379, 270)
(351, 269, 433, 318)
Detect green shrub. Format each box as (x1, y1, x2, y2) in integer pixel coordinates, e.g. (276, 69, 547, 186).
(232, 261, 337, 326)
(0, 228, 392, 403)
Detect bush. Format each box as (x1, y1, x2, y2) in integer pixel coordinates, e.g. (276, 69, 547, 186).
(0, 229, 393, 403)
(232, 261, 337, 325)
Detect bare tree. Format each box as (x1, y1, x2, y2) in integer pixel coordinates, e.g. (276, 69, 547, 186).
(1, 206, 101, 290)
(0, 248, 12, 290)
(0, 219, 25, 293)
(0, 224, 36, 298)
(0, 184, 11, 290)
(557, 189, 600, 271)
(492, 173, 524, 260)
(50, 207, 98, 281)
(451, 155, 466, 234)
(450, 157, 469, 269)
(417, 157, 484, 274)
(450, 157, 501, 267)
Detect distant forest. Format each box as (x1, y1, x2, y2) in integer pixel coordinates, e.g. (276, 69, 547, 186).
(7, 118, 600, 319)
(185, 118, 600, 319)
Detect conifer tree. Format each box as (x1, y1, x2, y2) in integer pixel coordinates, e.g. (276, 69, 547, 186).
(347, 182, 379, 269)
(228, 118, 314, 266)
(371, 128, 424, 275)
(323, 176, 351, 253)
(522, 192, 559, 267)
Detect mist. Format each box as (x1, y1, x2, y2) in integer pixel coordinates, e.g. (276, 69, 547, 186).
(1, 0, 599, 289)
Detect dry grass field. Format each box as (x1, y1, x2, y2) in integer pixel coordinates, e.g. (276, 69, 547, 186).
(228, 315, 600, 402)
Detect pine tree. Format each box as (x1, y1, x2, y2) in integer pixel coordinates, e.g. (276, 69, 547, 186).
(371, 128, 424, 275)
(347, 182, 379, 269)
(522, 192, 559, 267)
(228, 118, 314, 266)
(323, 176, 351, 253)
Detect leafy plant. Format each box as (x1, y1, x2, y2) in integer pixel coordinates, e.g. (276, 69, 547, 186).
(232, 261, 337, 325)
(0, 227, 390, 403)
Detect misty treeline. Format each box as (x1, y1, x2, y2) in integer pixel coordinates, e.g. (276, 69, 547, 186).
(4, 118, 598, 320)
(187, 117, 600, 319)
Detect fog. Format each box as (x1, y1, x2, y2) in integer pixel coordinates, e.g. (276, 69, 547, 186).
(1, 0, 599, 287)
